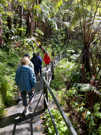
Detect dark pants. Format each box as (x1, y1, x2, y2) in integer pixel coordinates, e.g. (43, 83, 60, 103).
(21, 91, 33, 107)
(34, 66, 42, 75)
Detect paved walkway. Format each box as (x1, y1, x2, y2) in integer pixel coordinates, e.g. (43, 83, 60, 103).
(0, 80, 45, 135)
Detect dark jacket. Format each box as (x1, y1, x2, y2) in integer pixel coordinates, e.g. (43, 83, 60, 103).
(31, 55, 42, 74)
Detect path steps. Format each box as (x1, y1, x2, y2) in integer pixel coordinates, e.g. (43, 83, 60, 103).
(0, 80, 45, 135)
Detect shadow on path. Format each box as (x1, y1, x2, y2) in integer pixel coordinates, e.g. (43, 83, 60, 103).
(0, 109, 44, 128)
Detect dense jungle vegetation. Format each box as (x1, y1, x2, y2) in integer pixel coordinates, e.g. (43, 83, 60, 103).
(0, 0, 101, 134)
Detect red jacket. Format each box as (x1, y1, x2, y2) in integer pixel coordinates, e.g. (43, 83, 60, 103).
(43, 53, 51, 65)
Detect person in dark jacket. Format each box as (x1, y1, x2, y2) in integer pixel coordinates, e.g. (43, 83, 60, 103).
(31, 52, 42, 78)
(36, 52, 42, 75)
(15, 57, 36, 115)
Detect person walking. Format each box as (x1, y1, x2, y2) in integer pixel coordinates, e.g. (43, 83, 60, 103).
(36, 52, 42, 75)
(43, 51, 51, 65)
(31, 52, 42, 79)
(24, 53, 34, 70)
(43, 51, 51, 70)
(17, 53, 34, 103)
(15, 57, 36, 115)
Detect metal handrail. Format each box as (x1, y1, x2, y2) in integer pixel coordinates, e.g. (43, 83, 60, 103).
(45, 98, 59, 135)
(42, 76, 77, 135)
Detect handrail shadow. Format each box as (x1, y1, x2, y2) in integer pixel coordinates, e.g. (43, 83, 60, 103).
(0, 109, 44, 128)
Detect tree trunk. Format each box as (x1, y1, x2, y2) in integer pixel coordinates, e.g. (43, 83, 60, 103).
(26, 11, 31, 37)
(7, 16, 12, 30)
(19, 6, 23, 36)
(81, 44, 91, 82)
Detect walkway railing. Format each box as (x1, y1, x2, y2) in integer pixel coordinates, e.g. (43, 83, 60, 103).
(29, 55, 77, 135)
(42, 74, 77, 135)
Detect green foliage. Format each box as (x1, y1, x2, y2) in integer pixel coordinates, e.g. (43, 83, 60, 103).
(94, 103, 100, 112)
(44, 108, 70, 135)
(66, 88, 77, 98)
(73, 83, 96, 92)
(51, 58, 80, 90)
(48, 89, 66, 106)
(0, 1, 101, 134)
(85, 103, 101, 135)
(0, 48, 20, 117)
(0, 92, 4, 118)
(63, 80, 101, 135)
(97, 125, 101, 135)
(0, 68, 15, 106)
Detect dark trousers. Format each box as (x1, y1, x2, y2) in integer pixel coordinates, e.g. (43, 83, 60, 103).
(21, 91, 33, 107)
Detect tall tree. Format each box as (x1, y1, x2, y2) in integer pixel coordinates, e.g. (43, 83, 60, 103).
(70, 0, 101, 81)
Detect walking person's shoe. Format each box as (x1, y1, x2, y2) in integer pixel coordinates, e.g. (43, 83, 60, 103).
(23, 107, 27, 113)
(24, 106, 33, 115)
(22, 107, 27, 117)
(22, 106, 33, 116)
(28, 106, 33, 112)
(22, 107, 29, 116)
(25, 108, 30, 115)
(16, 97, 22, 104)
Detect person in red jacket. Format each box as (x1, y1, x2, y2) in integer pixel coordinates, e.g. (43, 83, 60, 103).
(43, 51, 51, 65)
(39, 45, 51, 66)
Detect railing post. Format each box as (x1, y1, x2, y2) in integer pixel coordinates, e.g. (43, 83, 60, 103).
(51, 61, 54, 80)
(43, 74, 48, 110)
(43, 78, 77, 135)
(51, 51, 55, 80)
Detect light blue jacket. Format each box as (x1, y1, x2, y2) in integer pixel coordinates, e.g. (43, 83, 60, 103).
(15, 65, 36, 91)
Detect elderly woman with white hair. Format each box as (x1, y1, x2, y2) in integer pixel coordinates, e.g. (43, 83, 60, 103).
(15, 57, 36, 115)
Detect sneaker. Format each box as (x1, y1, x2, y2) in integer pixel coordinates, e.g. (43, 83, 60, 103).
(22, 107, 29, 115)
(25, 108, 33, 115)
(16, 97, 22, 104)
(22, 108, 27, 114)
(28, 106, 33, 113)
(22, 108, 27, 117)
(25, 109, 30, 115)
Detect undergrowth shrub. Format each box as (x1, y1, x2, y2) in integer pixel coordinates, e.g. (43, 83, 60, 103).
(0, 74, 15, 106)
(0, 49, 19, 117)
(51, 58, 80, 90)
(44, 108, 70, 135)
